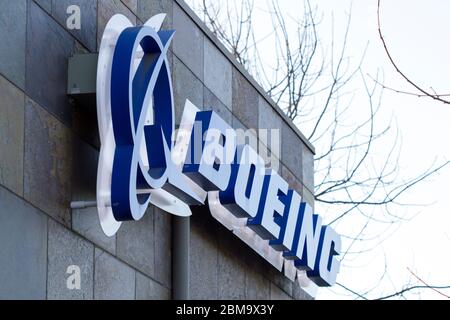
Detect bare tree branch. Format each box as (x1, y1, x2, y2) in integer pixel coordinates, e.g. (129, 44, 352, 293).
(377, 0, 450, 104)
(188, 0, 450, 300)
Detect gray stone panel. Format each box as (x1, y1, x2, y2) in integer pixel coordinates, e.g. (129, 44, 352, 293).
(190, 208, 219, 300)
(204, 39, 232, 110)
(136, 0, 172, 29)
(47, 219, 94, 300)
(26, 1, 75, 125)
(232, 68, 259, 130)
(302, 186, 315, 209)
(154, 208, 172, 289)
(0, 75, 24, 196)
(281, 124, 303, 181)
(122, 0, 137, 14)
(98, 0, 137, 50)
(243, 251, 272, 300)
(70, 139, 116, 254)
(245, 268, 270, 300)
(293, 281, 313, 300)
(269, 267, 293, 297)
(270, 283, 292, 300)
(258, 95, 282, 161)
(172, 55, 203, 124)
(51, 0, 98, 52)
(24, 98, 73, 227)
(258, 96, 282, 133)
(72, 208, 116, 255)
(0, 186, 47, 299)
(94, 248, 135, 300)
(136, 272, 170, 300)
(34, 0, 52, 13)
(0, 0, 26, 89)
(117, 207, 155, 277)
(72, 207, 116, 254)
(204, 86, 232, 125)
(280, 164, 303, 196)
(302, 148, 315, 193)
(217, 227, 246, 299)
(173, 3, 203, 81)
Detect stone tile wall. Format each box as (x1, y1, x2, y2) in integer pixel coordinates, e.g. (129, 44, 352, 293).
(0, 0, 314, 300)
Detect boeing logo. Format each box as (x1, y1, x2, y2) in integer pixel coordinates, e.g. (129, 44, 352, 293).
(96, 14, 342, 287)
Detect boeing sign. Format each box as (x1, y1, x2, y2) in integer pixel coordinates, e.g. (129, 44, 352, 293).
(96, 14, 342, 287)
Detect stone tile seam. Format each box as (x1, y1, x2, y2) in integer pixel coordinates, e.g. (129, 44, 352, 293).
(23, 91, 97, 155)
(2, 188, 171, 292)
(30, 0, 96, 54)
(283, 164, 315, 196)
(269, 281, 293, 300)
(4, 176, 309, 297)
(0, 91, 313, 292)
(119, 0, 137, 22)
(7, 0, 313, 297)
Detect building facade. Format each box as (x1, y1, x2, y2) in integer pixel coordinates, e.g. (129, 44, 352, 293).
(0, 0, 316, 300)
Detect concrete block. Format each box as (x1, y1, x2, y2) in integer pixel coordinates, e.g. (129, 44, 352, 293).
(51, 0, 98, 52)
(172, 55, 203, 124)
(281, 124, 303, 181)
(204, 39, 232, 109)
(302, 147, 315, 194)
(71, 138, 116, 254)
(204, 86, 232, 125)
(0, 75, 24, 196)
(258, 96, 282, 159)
(116, 207, 155, 277)
(136, 272, 170, 300)
(24, 98, 73, 227)
(268, 266, 293, 297)
(122, 0, 137, 14)
(137, 0, 173, 29)
(34, 0, 52, 13)
(154, 207, 172, 289)
(232, 68, 259, 130)
(217, 227, 246, 299)
(258, 96, 282, 132)
(293, 280, 314, 300)
(173, 3, 203, 81)
(26, 1, 75, 125)
(98, 0, 137, 50)
(189, 207, 219, 300)
(280, 164, 303, 196)
(0, 0, 26, 89)
(302, 186, 315, 210)
(94, 248, 135, 300)
(270, 283, 292, 300)
(0, 186, 47, 299)
(72, 208, 116, 255)
(245, 269, 270, 300)
(47, 219, 94, 299)
(243, 251, 271, 300)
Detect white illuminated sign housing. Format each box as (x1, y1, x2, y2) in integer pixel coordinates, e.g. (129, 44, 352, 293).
(95, 14, 342, 287)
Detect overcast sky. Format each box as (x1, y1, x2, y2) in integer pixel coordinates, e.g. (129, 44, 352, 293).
(310, 0, 450, 300)
(188, 0, 450, 299)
